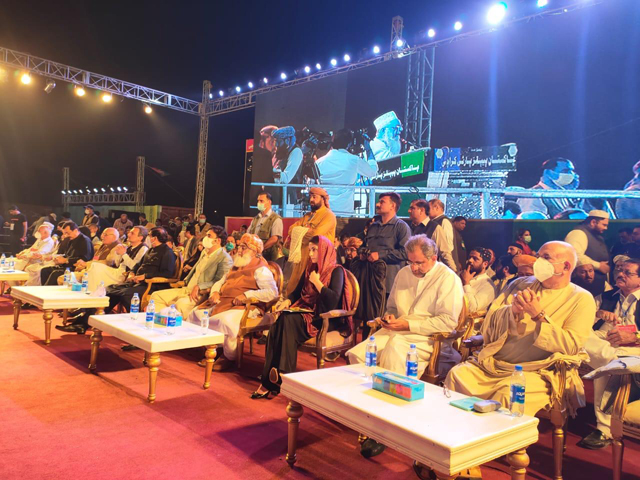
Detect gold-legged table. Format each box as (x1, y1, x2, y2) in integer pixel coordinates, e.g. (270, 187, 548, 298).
(0, 270, 29, 296)
(282, 365, 539, 480)
(88, 313, 223, 403)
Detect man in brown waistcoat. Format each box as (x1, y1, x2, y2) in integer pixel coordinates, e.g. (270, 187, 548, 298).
(248, 192, 283, 262)
(187, 233, 278, 371)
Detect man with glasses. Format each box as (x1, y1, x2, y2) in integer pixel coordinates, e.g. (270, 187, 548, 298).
(579, 258, 640, 449)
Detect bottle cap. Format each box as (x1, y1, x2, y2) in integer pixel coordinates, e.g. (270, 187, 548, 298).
(369, 336, 375, 341)
(410, 344, 416, 349)
(515, 365, 523, 371)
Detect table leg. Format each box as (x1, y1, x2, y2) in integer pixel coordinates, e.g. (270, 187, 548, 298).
(433, 472, 458, 480)
(147, 353, 161, 403)
(13, 298, 22, 330)
(95, 307, 105, 315)
(203, 345, 217, 389)
(62, 309, 69, 325)
(88, 328, 103, 371)
(285, 400, 303, 467)
(43, 309, 53, 345)
(507, 448, 529, 480)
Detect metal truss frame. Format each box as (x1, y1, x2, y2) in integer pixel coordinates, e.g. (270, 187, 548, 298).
(136, 156, 145, 210)
(0, 47, 201, 115)
(194, 81, 211, 215)
(404, 48, 435, 148)
(62, 167, 70, 212)
(61, 192, 142, 205)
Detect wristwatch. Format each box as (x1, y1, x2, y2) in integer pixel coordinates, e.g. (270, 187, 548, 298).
(532, 310, 546, 322)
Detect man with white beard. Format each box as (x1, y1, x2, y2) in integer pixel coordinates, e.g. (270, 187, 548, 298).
(14, 222, 56, 272)
(186, 233, 278, 371)
(367, 111, 403, 161)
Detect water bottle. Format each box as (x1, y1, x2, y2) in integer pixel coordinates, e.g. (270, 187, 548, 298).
(145, 300, 155, 330)
(510, 365, 526, 417)
(130, 293, 140, 321)
(200, 310, 209, 335)
(166, 304, 177, 335)
(365, 336, 377, 378)
(8, 257, 15, 271)
(406, 344, 418, 378)
(1, 254, 6, 271)
(63, 268, 71, 287)
(81, 271, 89, 293)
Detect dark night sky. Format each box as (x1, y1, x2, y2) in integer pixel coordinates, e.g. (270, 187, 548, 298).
(0, 0, 638, 223)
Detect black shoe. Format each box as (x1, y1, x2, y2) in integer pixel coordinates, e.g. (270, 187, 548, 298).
(250, 389, 272, 399)
(121, 344, 140, 351)
(257, 335, 267, 345)
(55, 324, 86, 335)
(577, 429, 612, 450)
(360, 438, 386, 458)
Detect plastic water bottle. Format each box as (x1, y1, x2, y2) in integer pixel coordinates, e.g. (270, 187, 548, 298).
(406, 344, 418, 378)
(0, 254, 6, 271)
(130, 293, 140, 321)
(8, 257, 15, 271)
(510, 365, 526, 417)
(63, 268, 71, 287)
(365, 336, 377, 378)
(81, 271, 89, 293)
(145, 300, 155, 330)
(166, 304, 177, 335)
(200, 310, 209, 335)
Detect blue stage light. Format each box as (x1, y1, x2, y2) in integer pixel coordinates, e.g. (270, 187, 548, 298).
(487, 2, 507, 24)
(343, 54, 351, 62)
(330, 58, 337, 67)
(235, 86, 241, 93)
(219, 90, 224, 97)
(280, 72, 287, 80)
(373, 45, 380, 54)
(454, 21, 463, 31)
(304, 65, 311, 74)
(248, 81, 254, 89)
(208, 93, 213, 99)
(396, 38, 405, 48)
(427, 28, 436, 38)
(537, 0, 548, 7)
(262, 77, 268, 84)
(316, 63, 322, 70)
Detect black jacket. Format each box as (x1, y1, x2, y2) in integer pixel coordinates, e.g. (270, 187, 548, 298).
(64, 233, 94, 268)
(134, 243, 176, 279)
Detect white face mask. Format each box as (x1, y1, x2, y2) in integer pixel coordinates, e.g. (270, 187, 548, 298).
(202, 236, 214, 249)
(554, 173, 575, 186)
(533, 257, 563, 283)
(257, 203, 266, 212)
(199, 219, 206, 225)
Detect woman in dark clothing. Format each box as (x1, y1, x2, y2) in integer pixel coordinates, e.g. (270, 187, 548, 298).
(251, 235, 352, 399)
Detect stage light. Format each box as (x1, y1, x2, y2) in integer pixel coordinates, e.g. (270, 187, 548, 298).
(74, 85, 86, 97)
(487, 2, 508, 24)
(73, 190, 79, 194)
(330, 58, 337, 67)
(117, 187, 122, 192)
(343, 54, 351, 62)
(262, 77, 268, 84)
(316, 63, 322, 70)
(235, 86, 241, 93)
(109, 187, 114, 192)
(427, 28, 436, 38)
(209, 93, 213, 99)
(101, 188, 106, 192)
(454, 21, 463, 31)
(44, 79, 56, 93)
(304, 65, 311, 74)
(102, 93, 112, 103)
(396, 39, 405, 48)
(537, 0, 548, 6)
(219, 90, 224, 96)
(123, 187, 128, 192)
(144, 104, 152, 114)
(61, 190, 65, 195)
(280, 72, 287, 80)
(20, 73, 31, 85)
(248, 81, 254, 89)
(373, 45, 381, 54)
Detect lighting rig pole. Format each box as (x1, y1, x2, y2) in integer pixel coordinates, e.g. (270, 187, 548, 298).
(391, 16, 404, 51)
(194, 80, 211, 216)
(404, 47, 435, 148)
(62, 167, 70, 212)
(136, 156, 145, 210)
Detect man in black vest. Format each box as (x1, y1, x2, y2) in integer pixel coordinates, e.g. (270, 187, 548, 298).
(407, 199, 456, 271)
(564, 210, 610, 297)
(427, 198, 464, 270)
(248, 192, 283, 262)
(579, 258, 640, 449)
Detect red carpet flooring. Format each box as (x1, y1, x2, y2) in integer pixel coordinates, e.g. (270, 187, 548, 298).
(1, 295, 639, 480)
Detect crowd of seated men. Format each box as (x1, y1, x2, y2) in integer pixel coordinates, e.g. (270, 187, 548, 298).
(7, 194, 640, 459)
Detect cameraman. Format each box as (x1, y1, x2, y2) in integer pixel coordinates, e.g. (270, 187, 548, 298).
(273, 126, 303, 185)
(317, 129, 379, 216)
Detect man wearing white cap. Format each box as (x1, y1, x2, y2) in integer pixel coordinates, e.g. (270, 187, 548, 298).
(564, 210, 610, 297)
(14, 222, 56, 272)
(369, 111, 403, 161)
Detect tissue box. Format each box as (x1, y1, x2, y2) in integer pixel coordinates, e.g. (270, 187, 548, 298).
(372, 371, 425, 401)
(71, 283, 82, 292)
(153, 313, 183, 327)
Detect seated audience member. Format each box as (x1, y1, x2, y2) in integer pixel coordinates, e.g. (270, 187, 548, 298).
(515, 228, 536, 255)
(65, 228, 121, 286)
(492, 254, 517, 294)
(95, 211, 111, 232)
(103, 227, 176, 313)
(88, 223, 101, 245)
(41, 221, 93, 285)
(182, 226, 200, 265)
(150, 226, 233, 318)
(445, 241, 596, 417)
(407, 199, 456, 271)
(336, 232, 350, 265)
(513, 254, 536, 277)
(342, 236, 362, 271)
(251, 235, 352, 398)
(186, 234, 278, 371)
(579, 258, 640, 449)
(24, 222, 70, 286)
(571, 260, 607, 296)
(14, 222, 55, 272)
(507, 243, 524, 257)
(355, 218, 374, 243)
(139, 213, 149, 227)
(348, 235, 463, 457)
(486, 248, 497, 278)
(610, 227, 634, 258)
(225, 236, 237, 257)
(113, 213, 133, 237)
(460, 247, 497, 314)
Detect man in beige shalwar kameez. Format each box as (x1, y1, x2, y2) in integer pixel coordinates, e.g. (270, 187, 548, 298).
(445, 241, 596, 416)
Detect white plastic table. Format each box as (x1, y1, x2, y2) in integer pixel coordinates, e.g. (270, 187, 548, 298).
(11, 286, 110, 345)
(88, 313, 225, 403)
(0, 270, 29, 295)
(281, 365, 539, 480)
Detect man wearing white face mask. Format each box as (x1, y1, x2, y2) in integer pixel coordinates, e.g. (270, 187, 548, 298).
(12, 222, 56, 277)
(446, 241, 596, 417)
(248, 192, 283, 262)
(518, 157, 584, 219)
(149, 226, 233, 318)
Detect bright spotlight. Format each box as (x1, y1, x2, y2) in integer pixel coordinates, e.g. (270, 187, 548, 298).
(44, 79, 56, 93)
(101, 188, 106, 192)
(73, 190, 79, 194)
(316, 63, 322, 70)
(280, 72, 287, 80)
(343, 54, 351, 62)
(109, 187, 114, 192)
(123, 187, 128, 192)
(208, 93, 213, 99)
(219, 90, 224, 97)
(235, 86, 241, 93)
(61, 190, 65, 195)
(20, 73, 31, 85)
(304, 65, 311, 74)
(117, 187, 122, 192)
(74, 85, 86, 97)
(373, 45, 381, 54)
(102, 93, 112, 103)
(396, 39, 405, 48)
(487, 2, 508, 24)
(248, 81, 254, 89)
(262, 77, 268, 84)
(144, 104, 152, 114)
(330, 58, 337, 67)
(454, 21, 463, 31)
(537, 0, 548, 6)
(427, 28, 436, 38)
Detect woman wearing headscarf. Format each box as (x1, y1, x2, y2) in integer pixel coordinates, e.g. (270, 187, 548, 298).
(251, 235, 353, 398)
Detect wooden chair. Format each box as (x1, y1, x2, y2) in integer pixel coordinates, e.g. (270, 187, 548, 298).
(611, 373, 640, 480)
(140, 252, 183, 310)
(298, 269, 360, 369)
(236, 261, 283, 369)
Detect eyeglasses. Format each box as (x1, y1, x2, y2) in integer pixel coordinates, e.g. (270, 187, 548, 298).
(236, 244, 249, 251)
(619, 270, 639, 277)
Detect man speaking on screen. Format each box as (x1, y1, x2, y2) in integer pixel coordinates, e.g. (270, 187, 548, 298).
(368, 111, 403, 161)
(316, 129, 379, 216)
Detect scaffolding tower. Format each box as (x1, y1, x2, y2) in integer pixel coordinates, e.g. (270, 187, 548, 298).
(136, 156, 145, 210)
(404, 47, 436, 148)
(194, 81, 211, 215)
(62, 167, 70, 212)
